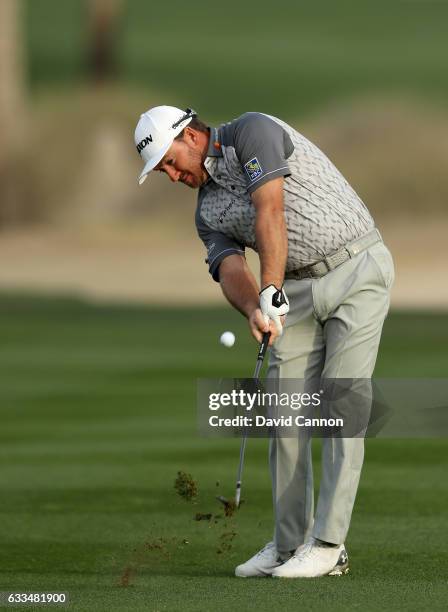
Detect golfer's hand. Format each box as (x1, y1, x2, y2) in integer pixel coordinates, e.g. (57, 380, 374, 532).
(259, 285, 289, 335)
(248, 308, 283, 345)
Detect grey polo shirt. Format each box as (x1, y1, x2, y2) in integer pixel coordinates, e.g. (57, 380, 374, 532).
(195, 112, 374, 281)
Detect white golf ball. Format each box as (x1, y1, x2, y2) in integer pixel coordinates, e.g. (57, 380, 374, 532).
(220, 331, 235, 348)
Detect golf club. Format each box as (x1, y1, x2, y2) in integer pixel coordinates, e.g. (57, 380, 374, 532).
(217, 331, 271, 512)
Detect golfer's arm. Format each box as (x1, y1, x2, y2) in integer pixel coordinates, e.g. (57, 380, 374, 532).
(219, 255, 260, 318)
(251, 177, 287, 289)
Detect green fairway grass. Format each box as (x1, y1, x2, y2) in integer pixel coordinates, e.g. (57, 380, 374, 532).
(0, 295, 447, 611)
(25, 0, 448, 118)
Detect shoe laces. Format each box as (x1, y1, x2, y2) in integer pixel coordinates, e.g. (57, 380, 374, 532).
(292, 540, 315, 560)
(256, 542, 275, 558)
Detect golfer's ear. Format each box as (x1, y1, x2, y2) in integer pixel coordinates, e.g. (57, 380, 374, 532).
(183, 126, 198, 145)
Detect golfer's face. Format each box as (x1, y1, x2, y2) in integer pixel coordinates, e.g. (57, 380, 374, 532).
(155, 140, 207, 189)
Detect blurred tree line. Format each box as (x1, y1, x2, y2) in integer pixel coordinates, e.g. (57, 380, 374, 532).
(0, 0, 124, 227)
(1, 0, 448, 228)
(0, 0, 26, 225)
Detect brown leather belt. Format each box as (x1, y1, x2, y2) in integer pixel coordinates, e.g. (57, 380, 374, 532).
(285, 228, 382, 280)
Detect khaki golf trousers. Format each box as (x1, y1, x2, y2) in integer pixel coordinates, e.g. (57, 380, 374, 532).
(267, 240, 394, 552)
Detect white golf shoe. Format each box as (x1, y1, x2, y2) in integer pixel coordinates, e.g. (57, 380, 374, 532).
(272, 539, 349, 578)
(235, 541, 285, 577)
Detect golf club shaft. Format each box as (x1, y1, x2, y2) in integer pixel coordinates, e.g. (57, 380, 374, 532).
(235, 331, 271, 507)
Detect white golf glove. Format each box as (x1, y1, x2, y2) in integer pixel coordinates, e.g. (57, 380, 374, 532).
(259, 284, 289, 335)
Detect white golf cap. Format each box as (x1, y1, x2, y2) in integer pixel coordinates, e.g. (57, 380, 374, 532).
(134, 106, 196, 185)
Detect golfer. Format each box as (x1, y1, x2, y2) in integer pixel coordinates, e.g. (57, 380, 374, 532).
(133, 106, 394, 578)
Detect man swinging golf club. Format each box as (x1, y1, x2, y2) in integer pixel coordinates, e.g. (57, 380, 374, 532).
(133, 106, 394, 578)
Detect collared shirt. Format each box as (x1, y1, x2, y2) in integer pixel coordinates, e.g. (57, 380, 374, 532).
(195, 112, 374, 281)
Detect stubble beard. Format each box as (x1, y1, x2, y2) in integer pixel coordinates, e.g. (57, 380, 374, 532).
(182, 146, 207, 189)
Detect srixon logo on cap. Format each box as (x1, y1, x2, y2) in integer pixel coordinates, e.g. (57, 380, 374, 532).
(136, 135, 153, 154)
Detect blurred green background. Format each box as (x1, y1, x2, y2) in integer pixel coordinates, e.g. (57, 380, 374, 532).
(0, 2, 447, 610)
(25, 0, 448, 117)
(1, 0, 447, 305)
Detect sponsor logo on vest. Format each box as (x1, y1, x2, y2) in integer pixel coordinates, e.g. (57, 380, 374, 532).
(218, 200, 235, 224)
(136, 135, 153, 154)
